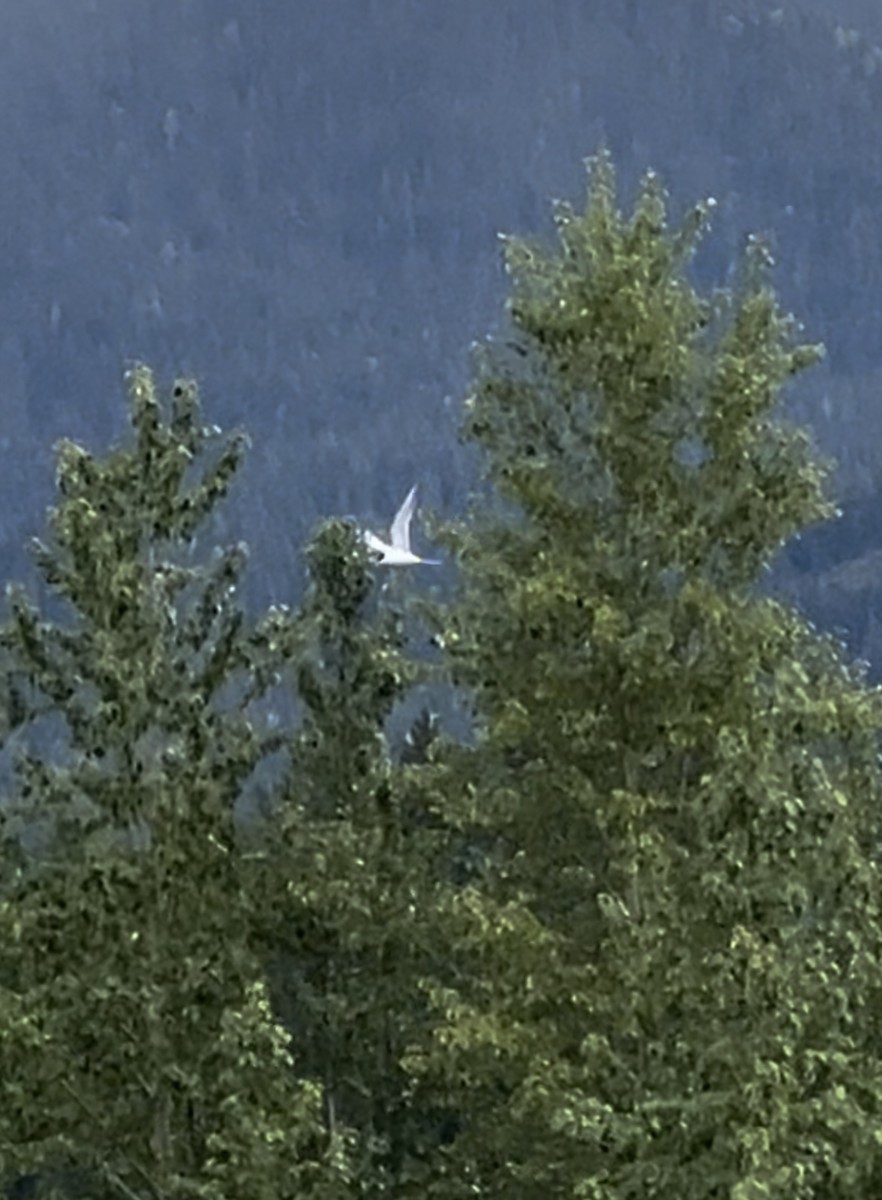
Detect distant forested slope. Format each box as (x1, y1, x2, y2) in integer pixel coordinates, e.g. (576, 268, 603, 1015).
(2, 0, 882, 662)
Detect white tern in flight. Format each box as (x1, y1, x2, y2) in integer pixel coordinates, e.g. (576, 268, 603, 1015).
(362, 485, 440, 565)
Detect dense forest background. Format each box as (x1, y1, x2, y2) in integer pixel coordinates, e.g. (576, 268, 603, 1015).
(4, 1, 882, 670)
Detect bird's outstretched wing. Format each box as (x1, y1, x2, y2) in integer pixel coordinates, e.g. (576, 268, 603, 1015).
(389, 484, 418, 551)
(362, 530, 390, 556)
(361, 484, 439, 565)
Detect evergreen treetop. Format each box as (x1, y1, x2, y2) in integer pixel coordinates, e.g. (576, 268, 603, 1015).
(0, 366, 351, 1200)
(418, 152, 882, 1199)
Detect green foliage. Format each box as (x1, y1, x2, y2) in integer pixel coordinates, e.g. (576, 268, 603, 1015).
(0, 366, 349, 1199)
(247, 519, 460, 1195)
(422, 153, 882, 1197)
(6, 151, 882, 1200)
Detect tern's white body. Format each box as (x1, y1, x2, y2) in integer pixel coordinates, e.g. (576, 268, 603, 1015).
(363, 485, 440, 566)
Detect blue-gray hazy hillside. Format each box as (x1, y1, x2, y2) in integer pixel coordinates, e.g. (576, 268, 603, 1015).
(4, 0, 882, 667)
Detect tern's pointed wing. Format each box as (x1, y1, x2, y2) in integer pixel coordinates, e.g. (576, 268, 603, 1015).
(362, 528, 440, 566)
(363, 530, 391, 556)
(389, 484, 418, 551)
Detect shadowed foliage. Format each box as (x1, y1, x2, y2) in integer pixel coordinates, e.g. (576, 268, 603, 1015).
(247, 518, 464, 1195)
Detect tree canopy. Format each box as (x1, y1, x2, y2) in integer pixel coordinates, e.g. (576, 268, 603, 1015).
(0, 368, 351, 1199)
(415, 152, 882, 1198)
(4, 155, 882, 1200)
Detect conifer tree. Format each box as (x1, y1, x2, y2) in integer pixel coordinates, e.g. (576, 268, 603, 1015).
(0, 366, 351, 1199)
(417, 154, 882, 1198)
(249, 519, 459, 1197)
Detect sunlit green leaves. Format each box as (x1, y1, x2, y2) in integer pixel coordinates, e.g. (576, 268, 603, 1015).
(425, 154, 882, 1197)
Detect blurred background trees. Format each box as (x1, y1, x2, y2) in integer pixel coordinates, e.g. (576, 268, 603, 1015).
(5, 2, 882, 670)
